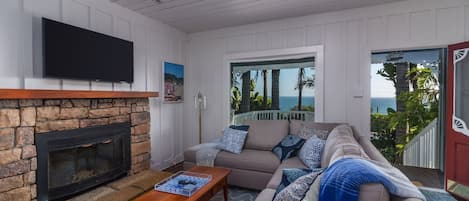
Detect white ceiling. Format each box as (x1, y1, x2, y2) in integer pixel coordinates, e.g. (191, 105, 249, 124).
(112, 0, 405, 33)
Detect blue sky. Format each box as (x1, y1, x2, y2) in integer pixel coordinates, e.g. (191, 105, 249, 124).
(370, 63, 395, 97)
(164, 62, 184, 78)
(234, 67, 315, 97)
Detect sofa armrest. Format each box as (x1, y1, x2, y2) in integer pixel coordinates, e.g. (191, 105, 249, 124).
(183, 143, 219, 163)
(358, 136, 390, 165)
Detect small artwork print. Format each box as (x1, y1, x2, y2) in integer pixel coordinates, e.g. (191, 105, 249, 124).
(164, 62, 184, 103)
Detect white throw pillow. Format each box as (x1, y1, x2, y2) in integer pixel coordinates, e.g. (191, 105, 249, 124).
(299, 135, 326, 169)
(217, 127, 248, 154)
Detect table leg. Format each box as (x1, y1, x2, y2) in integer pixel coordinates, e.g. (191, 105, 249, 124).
(223, 182, 228, 201)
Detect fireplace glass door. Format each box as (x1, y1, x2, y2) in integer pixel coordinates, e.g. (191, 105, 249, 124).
(48, 137, 123, 189)
(36, 123, 131, 201)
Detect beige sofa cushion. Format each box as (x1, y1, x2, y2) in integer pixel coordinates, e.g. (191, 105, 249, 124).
(321, 125, 368, 168)
(359, 183, 390, 201)
(266, 157, 307, 189)
(329, 143, 369, 166)
(245, 120, 289, 151)
(289, 121, 341, 137)
(215, 149, 280, 173)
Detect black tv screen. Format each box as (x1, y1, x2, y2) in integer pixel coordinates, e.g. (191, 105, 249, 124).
(42, 18, 134, 83)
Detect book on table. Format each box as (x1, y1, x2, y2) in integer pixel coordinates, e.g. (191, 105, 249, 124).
(154, 171, 212, 197)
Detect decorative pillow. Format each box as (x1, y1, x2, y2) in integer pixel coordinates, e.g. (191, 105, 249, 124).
(299, 127, 329, 140)
(299, 136, 326, 169)
(229, 125, 250, 131)
(275, 168, 317, 195)
(272, 135, 305, 161)
(216, 128, 248, 154)
(303, 173, 323, 201)
(273, 171, 322, 201)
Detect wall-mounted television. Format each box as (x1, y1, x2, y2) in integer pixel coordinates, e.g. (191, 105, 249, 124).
(42, 18, 134, 83)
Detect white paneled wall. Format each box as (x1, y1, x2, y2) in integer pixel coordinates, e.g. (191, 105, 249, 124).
(0, 0, 187, 170)
(186, 0, 469, 146)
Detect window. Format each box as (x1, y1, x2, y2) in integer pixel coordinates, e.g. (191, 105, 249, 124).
(230, 57, 315, 124)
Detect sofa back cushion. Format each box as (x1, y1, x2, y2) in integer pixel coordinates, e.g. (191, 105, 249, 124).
(321, 125, 368, 168)
(289, 121, 342, 140)
(245, 120, 289, 151)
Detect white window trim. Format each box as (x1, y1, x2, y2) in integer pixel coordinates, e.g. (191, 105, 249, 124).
(222, 46, 325, 125)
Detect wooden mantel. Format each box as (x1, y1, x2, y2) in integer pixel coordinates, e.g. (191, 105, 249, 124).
(0, 89, 159, 99)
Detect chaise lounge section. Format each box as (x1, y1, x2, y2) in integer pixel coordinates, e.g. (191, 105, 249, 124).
(183, 120, 419, 201)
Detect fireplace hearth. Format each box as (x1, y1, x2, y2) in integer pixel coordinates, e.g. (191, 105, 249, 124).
(36, 123, 131, 201)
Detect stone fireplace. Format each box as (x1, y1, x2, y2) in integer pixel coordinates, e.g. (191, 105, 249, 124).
(36, 122, 131, 200)
(0, 97, 152, 201)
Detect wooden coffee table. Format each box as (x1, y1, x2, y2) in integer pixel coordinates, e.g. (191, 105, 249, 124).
(134, 166, 231, 201)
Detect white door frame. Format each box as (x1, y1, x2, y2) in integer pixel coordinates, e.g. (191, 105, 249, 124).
(221, 46, 325, 125)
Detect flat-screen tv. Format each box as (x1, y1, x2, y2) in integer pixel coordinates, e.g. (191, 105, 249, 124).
(42, 18, 134, 83)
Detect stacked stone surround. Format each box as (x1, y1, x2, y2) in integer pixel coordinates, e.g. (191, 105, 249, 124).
(0, 98, 152, 201)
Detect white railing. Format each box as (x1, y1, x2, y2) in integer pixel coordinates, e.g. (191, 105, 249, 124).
(232, 110, 314, 124)
(403, 119, 439, 169)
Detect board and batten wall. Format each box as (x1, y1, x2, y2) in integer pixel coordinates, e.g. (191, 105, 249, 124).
(0, 0, 188, 170)
(185, 0, 469, 147)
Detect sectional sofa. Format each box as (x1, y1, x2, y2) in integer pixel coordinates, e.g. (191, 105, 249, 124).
(183, 120, 420, 201)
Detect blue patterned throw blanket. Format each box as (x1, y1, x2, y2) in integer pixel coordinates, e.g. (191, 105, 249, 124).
(319, 158, 426, 201)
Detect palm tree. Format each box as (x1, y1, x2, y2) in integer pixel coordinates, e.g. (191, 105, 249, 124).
(262, 69, 268, 109)
(294, 68, 315, 111)
(376, 62, 409, 163)
(251, 69, 270, 110)
(395, 62, 410, 142)
(271, 70, 280, 110)
(240, 72, 251, 113)
(296, 68, 305, 111)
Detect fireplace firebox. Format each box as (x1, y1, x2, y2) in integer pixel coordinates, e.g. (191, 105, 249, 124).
(36, 123, 131, 201)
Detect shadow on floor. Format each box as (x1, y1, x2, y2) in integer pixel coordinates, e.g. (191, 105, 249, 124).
(395, 165, 445, 189)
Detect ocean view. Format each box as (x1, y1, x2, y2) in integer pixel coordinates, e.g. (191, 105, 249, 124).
(371, 97, 396, 114)
(278, 96, 396, 114)
(279, 96, 314, 111)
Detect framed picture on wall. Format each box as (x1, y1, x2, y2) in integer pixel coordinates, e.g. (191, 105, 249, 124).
(163, 61, 184, 103)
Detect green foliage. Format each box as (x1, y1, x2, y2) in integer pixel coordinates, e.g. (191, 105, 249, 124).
(291, 105, 315, 112)
(251, 95, 272, 111)
(387, 67, 439, 149)
(370, 113, 397, 163)
(372, 64, 439, 162)
(231, 86, 241, 112)
(231, 79, 272, 113)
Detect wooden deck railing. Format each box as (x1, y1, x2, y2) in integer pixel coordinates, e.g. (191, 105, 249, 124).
(403, 119, 440, 169)
(232, 110, 314, 124)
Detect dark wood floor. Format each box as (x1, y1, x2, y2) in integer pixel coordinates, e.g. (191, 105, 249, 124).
(396, 165, 445, 189)
(162, 162, 184, 173)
